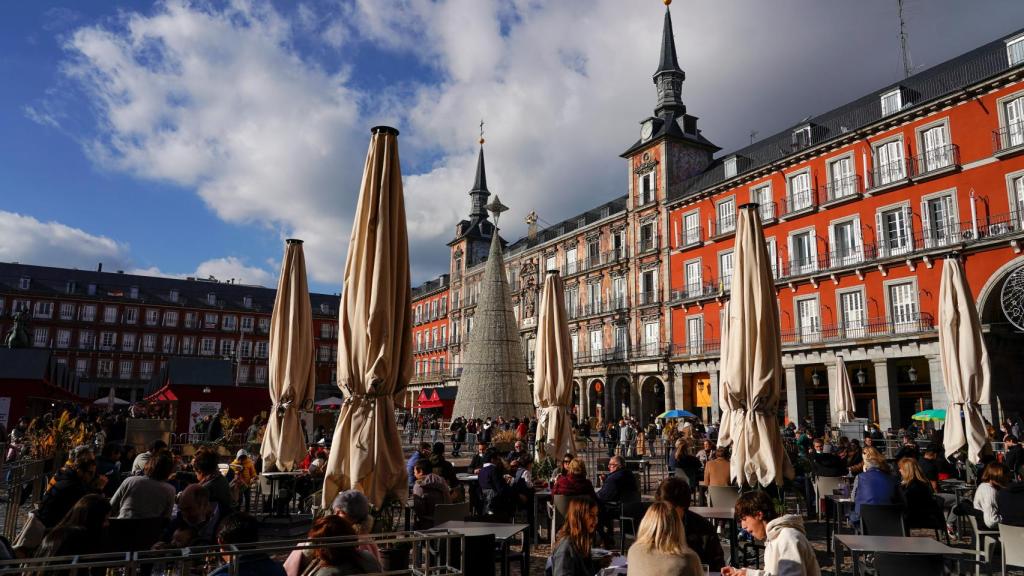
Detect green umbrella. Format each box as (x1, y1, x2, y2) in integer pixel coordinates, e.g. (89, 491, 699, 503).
(912, 408, 947, 422)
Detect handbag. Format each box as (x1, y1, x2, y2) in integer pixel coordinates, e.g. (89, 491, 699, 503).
(12, 512, 46, 552)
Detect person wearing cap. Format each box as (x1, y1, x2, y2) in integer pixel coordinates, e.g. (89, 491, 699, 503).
(283, 490, 382, 576)
(230, 449, 258, 512)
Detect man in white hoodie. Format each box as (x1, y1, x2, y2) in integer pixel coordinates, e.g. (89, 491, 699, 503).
(722, 491, 821, 576)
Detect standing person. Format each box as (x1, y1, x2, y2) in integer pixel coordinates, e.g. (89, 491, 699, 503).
(450, 418, 466, 457)
(618, 420, 634, 457)
(606, 423, 618, 457)
(550, 498, 600, 576)
(722, 492, 820, 576)
(109, 450, 176, 519)
(478, 449, 513, 518)
(626, 501, 703, 576)
(1005, 435, 1022, 480)
(469, 441, 489, 473)
(206, 409, 225, 442)
(230, 450, 258, 512)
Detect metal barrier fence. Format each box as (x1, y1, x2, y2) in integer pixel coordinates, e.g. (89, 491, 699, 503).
(0, 530, 466, 575)
(1, 457, 50, 542)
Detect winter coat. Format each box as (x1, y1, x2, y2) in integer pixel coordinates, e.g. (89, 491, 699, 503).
(746, 515, 821, 576)
(412, 473, 451, 529)
(552, 474, 597, 501)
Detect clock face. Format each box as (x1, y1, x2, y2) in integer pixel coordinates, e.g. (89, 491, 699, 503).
(641, 122, 653, 141)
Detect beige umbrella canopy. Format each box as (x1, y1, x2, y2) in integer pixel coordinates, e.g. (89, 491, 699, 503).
(533, 270, 578, 460)
(260, 239, 316, 472)
(831, 356, 856, 425)
(322, 126, 413, 509)
(939, 255, 991, 464)
(717, 204, 794, 487)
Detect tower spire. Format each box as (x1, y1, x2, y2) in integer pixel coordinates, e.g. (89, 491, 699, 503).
(653, 1, 686, 118)
(468, 122, 491, 222)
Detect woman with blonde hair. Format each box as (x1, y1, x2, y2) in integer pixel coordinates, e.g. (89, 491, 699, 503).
(627, 501, 703, 576)
(850, 447, 897, 524)
(896, 457, 942, 530)
(550, 498, 600, 576)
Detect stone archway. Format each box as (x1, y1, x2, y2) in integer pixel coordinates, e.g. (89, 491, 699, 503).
(572, 380, 584, 419)
(588, 379, 604, 424)
(640, 376, 666, 426)
(979, 258, 1024, 417)
(612, 377, 631, 422)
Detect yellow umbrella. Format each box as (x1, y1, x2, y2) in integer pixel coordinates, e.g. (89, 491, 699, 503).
(322, 126, 413, 508)
(717, 204, 794, 487)
(939, 255, 991, 464)
(533, 270, 577, 459)
(260, 239, 315, 472)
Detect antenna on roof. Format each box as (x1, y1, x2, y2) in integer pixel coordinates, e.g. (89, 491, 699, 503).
(749, 130, 758, 144)
(898, 0, 913, 79)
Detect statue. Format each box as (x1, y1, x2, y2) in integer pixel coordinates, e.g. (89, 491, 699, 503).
(4, 310, 30, 349)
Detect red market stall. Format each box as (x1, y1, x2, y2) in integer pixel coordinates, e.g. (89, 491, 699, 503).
(0, 349, 85, 426)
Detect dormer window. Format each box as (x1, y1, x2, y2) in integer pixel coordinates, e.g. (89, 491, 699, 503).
(724, 157, 737, 179)
(129, 286, 139, 299)
(207, 293, 216, 305)
(320, 303, 330, 314)
(18, 277, 30, 290)
(881, 88, 903, 116)
(243, 296, 252, 309)
(169, 289, 179, 303)
(1007, 34, 1024, 66)
(792, 125, 812, 150)
(65, 281, 76, 294)
(87, 283, 97, 296)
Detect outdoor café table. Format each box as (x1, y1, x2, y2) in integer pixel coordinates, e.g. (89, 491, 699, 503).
(430, 520, 531, 576)
(824, 495, 853, 554)
(690, 506, 739, 566)
(455, 473, 478, 484)
(625, 458, 651, 492)
(260, 471, 303, 518)
(833, 534, 969, 576)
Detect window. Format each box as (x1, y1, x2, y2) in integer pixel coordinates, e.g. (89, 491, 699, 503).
(65, 282, 76, 295)
(237, 364, 250, 383)
(922, 193, 956, 248)
(570, 332, 579, 359)
(826, 156, 856, 200)
(207, 293, 217, 305)
(33, 301, 52, 319)
(792, 125, 811, 149)
(241, 317, 254, 332)
(320, 303, 330, 314)
(87, 283, 96, 296)
(56, 329, 71, 349)
(786, 171, 813, 212)
(220, 339, 235, 357)
(258, 318, 270, 332)
(124, 307, 138, 324)
(255, 341, 268, 358)
(103, 306, 118, 323)
(145, 309, 159, 326)
(920, 124, 952, 172)
(140, 361, 154, 380)
(789, 230, 816, 275)
(182, 336, 195, 355)
(682, 211, 701, 245)
(162, 335, 176, 354)
(129, 286, 139, 299)
(1005, 95, 1024, 148)
(565, 247, 578, 274)
(829, 218, 862, 267)
(200, 338, 216, 356)
(589, 329, 603, 361)
(119, 360, 133, 380)
(1008, 35, 1024, 66)
(685, 259, 703, 295)
(614, 325, 627, 357)
(644, 322, 660, 355)
(612, 276, 626, 309)
(719, 251, 734, 290)
(243, 295, 253, 308)
(766, 238, 778, 278)
(80, 305, 96, 322)
(142, 334, 156, 353)
(751, 184, 774, 222)
(431, 328, 439, 349)
(184, 312, 197, 328)
(416, 332, 423, 352)
(639, 222, 655, 252)
(888, 281, 919, 332)
(874, 139, 906, 186)
(641, 270, 657, 304)
(796, 297, 821, 343)
(12, 299, 30, 313)
(440, 325, 447, 346)
(1012, 175, 1024, 219)
(204, 313, 218, 328)
(222, 315, 237, 331)
(639, 172, 655, 204)
(545, 254, 556, 273)
(122, 333, 136, 352)
(18, 277, 30, 290)
(415, 306, 422, 324)
(32, 327, 48, 348)
(838, 289, 866, 338)
(60, 303, 75, 320)
(100, 332, 116, 350)
(318, 346, 331, 362)
(237, 339, 251, 358)
(724, 156, 737, 178)
(169, 289, 179, 303)
(255, 366, 268, 383)
(78, 330, 95, 350)
(716, 197, 735, 235)
(876, 205, 913, 256)
(97, 359, 113, 378)
(686, 316, 704, 354)
(75, 359, 89, 377)
(587, 282, 602, 311)
(880, 88, 902, 116)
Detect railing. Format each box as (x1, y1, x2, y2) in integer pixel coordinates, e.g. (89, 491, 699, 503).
(562, 248, 629, 276)
(710, 213, 736, 238)
(822, 175, 862, 205)
(575, 348, 630, 364)
(867, 158, 913, 190)
(671, 280, 720, 302)
(670, 339, 721, 357)
(914, 144, 960, 177)
(410, 368, 460, 384)
(631, 344, 668, 359)
(993, 121, 1024, 154)
(781, 188, 817, 217)
(757, 201, 778, 223)
(637, 291, 659, 306)
(780, 312, 935, 346)
(639, 238, 658, 254)
(680, 226, 704, 247)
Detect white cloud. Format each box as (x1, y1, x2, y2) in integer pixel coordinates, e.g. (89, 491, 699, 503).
(194, 256, 275, 286)
(0, 211, 129, 270)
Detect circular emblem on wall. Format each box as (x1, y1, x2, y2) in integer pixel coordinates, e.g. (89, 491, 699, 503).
(642, 151, 651, 162)
(1001, 263, 1024, 332)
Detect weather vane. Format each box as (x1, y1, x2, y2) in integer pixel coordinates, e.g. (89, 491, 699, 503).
(479, 119, 485, 145)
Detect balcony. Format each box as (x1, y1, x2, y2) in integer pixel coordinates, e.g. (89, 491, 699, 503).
(671, 280, 720, 303)
(867, 158, 913, 193)
(562, 248, 629, 277)
(638, 238, 658, 255)
(671, 339, 721, 358)
(679, 226, 704, 248)
(912, 144, 960, 181)
(781, 312, 935, 347)
(993, 122, 1024, 157)
(637, 291, 660, 306)
(631, 344, 667, 359)
(575, 348, 630, 365)
(710, 213, 736, 240)
(756, 202, 777, 225)
(820, 175, 863, 208)
(780, 189, 817, 219)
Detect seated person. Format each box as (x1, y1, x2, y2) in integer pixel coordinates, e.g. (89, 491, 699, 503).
(158, 483, 220, 548)
(895, 457, 942, 530)
(850, 448, 896, 525)
(209, 512, 285, 576)
(478, 449, 514, 517)
(412, 459, 452, 529)
(596, 456, 639, 545)
(626, 502, 703, 576)
(809, 439, 847, 477)
(655, 477, 725, 572)
(469, 441, 489, 473)
(194, 447, 235, 517)
(507, 441, 527, 464)
(975, 461, 1008, 528)
(721, 491, 820, 576)
(703, 447, 732, 487)
(110, 450, 176, 519)
(285, 490, 382, 576)
(552, 458, 597, 501)
(306, 515, 381, 575)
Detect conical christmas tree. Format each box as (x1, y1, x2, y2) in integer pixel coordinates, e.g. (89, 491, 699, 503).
(452, 196, 534, 420)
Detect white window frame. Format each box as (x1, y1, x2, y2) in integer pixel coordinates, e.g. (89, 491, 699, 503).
(718, 249, 734, 291)
(222, 315, 237, 331)
(33, 301, 53, 319)
(145, 309, 159, 326)
(32, 327, 49, 348)
(883, 277, 920, 333)
(60, 303, 75, 321)
(56, 329, 71, 349)
(872, 135, 907, 186)
(1007, 169, 1024, 224)
(119, 360, 133, 380)
(99, 331, 117, 350)
(103, 306, 118, 323)
(639, 172, 656, 205)
(122, 333, 136, 352)
(836, 286, 867, 339)
(920, 188, 959, 248)
(80, 305, 96, 322)
(880, 88, 902, 116)
(682, 210, 701, 246)
(794, 295, 822, 343)
(724, 156, 737, 179)
(142, 334, 156, 353)
(915, 118, 953, 173)
(684, 258, 703, 296)
(686, 314, 704, 354)
(750, 182, 775, 222)
(825, 152, 857, 201)
(875, 200, 914, 257)
(716, 195, 736, 235)
(787, 225, 818, 275)
(124, 307, 138, 324)
(200, 337, 216, 356)
(1007, 34, 1024, 66)
(785, 168, 813, 212)
(828, 215, 863, 268)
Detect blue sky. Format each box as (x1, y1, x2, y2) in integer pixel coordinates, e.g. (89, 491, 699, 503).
(2, 0, 1023, 294)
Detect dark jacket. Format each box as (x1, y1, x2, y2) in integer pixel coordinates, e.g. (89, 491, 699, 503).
(478, 464, 512, 516)
(37, 469, 99, 528)
(997, 482, 1024, 527)
(810, 452, 847, 477)
(851, 468, 898, 523)
(552, 474, 597, 500)
(898, 479, 941, 528)
(1007, 445, 1023, 479)
(412, 473, 451, 529)
(596, 469, 638, 504)
(684, 509, 726, 572)
(209, 552, 285, 576)
(202, 474, 236, 517)
(469, 452, 486, 472)
(550, 536, 595, 576)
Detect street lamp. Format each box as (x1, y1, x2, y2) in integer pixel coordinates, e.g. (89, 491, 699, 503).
(856, 368, 867, 385)
(907, 366, 918, 383)
(811, 371, 821, 386)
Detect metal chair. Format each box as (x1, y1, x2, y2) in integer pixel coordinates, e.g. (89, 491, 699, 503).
(708, 486, 740, 510)
(433, 501, 471, 526)
(813, 475, 846, 519)
(1000, 523, 1024, 575)
(548, 495, 572, 543)
(618, 500, 653, 551)
(968, 515, 999, 576)
(859, 504, 906, 537)
(873, 553, 947, 576)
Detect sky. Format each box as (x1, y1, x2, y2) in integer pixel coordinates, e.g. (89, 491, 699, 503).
(2, 0, 1023, 295)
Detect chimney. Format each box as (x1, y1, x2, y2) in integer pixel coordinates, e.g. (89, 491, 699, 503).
(525, 211, 538, 241)
(97, 262, 103, 273)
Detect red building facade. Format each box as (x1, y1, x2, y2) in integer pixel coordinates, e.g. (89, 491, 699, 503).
(408, 274, 452, 409)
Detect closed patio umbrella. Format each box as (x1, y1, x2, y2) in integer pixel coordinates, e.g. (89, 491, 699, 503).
(322, 126, 412, 508)
(260, 239, 316, 472)
(831, 356, 856, 425)
(717, 204, 794, 487)
(533, 270, 577, 459)
(939, 254, 991, 464)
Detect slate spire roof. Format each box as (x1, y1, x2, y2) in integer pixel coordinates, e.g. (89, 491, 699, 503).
(656, 5, 682, 75)
(468, 144, 491, 222)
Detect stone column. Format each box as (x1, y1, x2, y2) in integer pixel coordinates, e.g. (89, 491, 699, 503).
(826, 361, 840, 427)
(927, 355, 947, 412)
(709, 369, 720, 423)
(578, 381, 589, 421)
(785, 365, 806, 426)
(874, 359, 898, 429)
